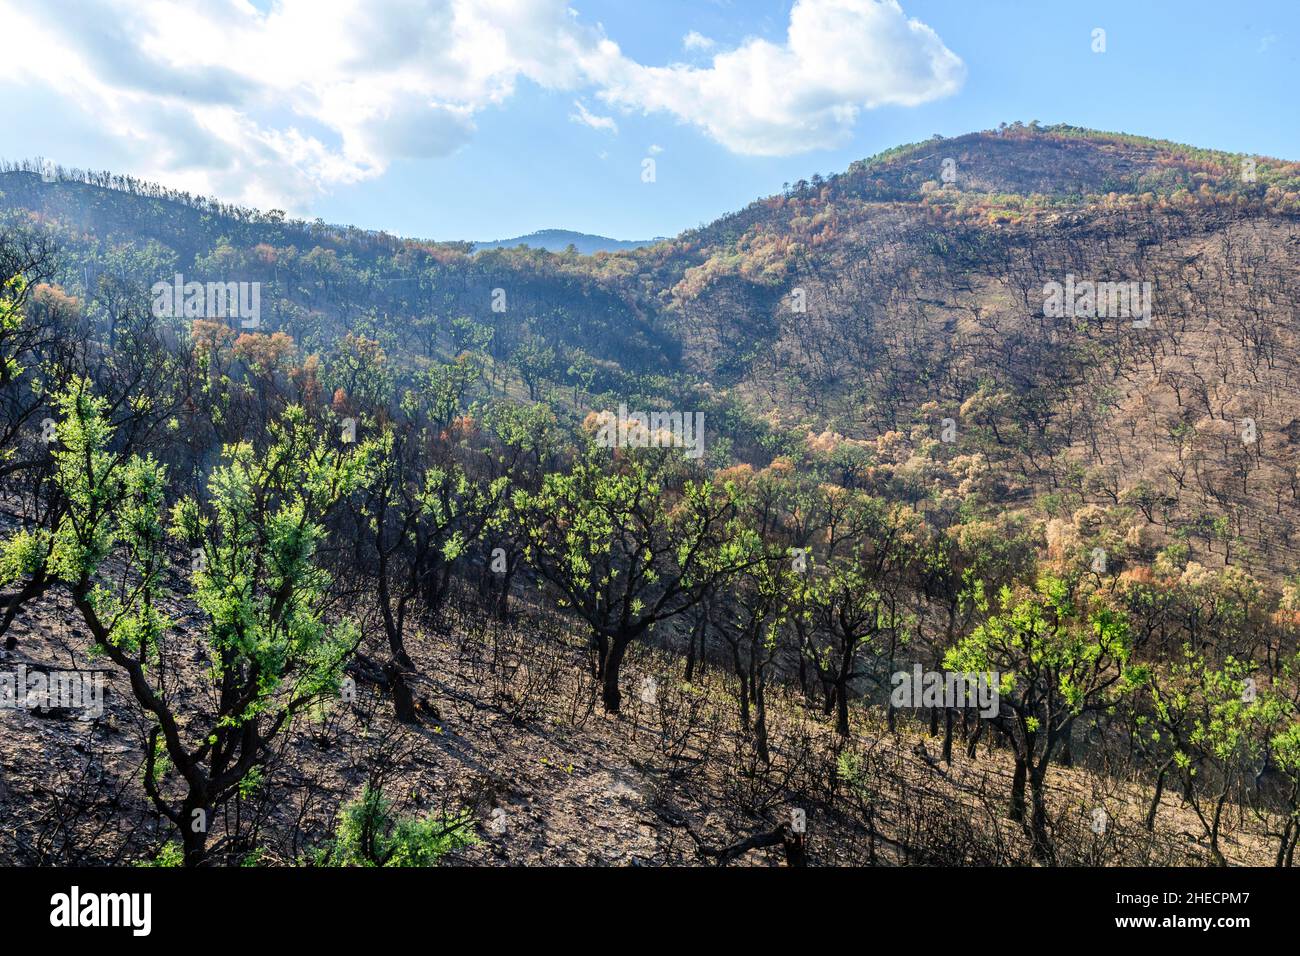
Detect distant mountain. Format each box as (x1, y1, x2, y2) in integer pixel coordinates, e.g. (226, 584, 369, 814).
(472, 229, 659, 254)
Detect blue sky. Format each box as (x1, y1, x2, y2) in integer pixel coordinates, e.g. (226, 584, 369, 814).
(1, 1, 1296, 242)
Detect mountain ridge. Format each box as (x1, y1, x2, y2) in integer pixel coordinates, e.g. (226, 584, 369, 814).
(8, 122, 1297, 258)
(471, 229, 660, 255)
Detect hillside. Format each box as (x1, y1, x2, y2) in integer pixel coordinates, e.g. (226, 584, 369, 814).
(2, 124, 1300, 869)
(0, 567, 1260, 867)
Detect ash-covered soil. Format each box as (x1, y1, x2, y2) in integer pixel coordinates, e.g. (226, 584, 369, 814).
(0, 569, 1275, 867)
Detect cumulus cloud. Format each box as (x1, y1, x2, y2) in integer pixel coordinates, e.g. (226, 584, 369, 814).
(0, 0, 601, 209)
(0, 0, 962, 208)
(593, 0, 965, 156)
(682, 31, 716, 53)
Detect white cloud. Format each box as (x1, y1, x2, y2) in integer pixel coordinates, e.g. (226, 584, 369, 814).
(570, 99, 619, 133)
(682, 30, 716, 52)
(595, 0, 965, 156)
(0, 0, 601, 210)
(0, 0, 962, 208)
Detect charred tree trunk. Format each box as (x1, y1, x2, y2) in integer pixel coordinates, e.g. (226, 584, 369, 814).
(1145, 763, 1169, 831)
(589, 630, 609, 679)
(384, 661, 418, 724)
(1009, 755, 1028, 823)
(835, 678, 851, 737)
(601, 636, 629, 713)
(684, 606, 706, 682)
(180, 796, 210, 867)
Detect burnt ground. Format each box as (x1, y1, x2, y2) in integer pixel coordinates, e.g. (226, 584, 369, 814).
(0, 564, 1281, 867)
